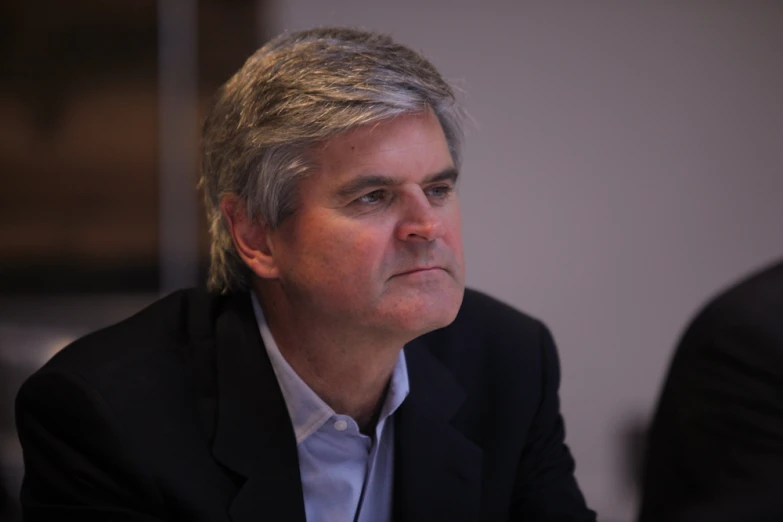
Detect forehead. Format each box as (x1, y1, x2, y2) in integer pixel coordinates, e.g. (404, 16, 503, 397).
(310, 111, 454, 185)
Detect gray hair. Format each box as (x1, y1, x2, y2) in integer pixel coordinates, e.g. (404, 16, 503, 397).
(200, 27, 464, 294)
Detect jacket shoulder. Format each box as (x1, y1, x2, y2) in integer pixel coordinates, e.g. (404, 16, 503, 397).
(419, 288, 554, 374)
(455, 288, 545, 337)
(30, 288, 223, 393)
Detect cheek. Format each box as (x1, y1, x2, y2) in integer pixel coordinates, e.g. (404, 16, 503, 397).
(301, 223, 387, 284)
(444, 206, 465, 258)
(341, 229, 389, 278)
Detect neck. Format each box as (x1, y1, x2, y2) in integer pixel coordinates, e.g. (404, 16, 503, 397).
(254, 282, 404, 432)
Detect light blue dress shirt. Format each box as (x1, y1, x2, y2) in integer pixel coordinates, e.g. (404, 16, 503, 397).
(251, 294, 410, 522)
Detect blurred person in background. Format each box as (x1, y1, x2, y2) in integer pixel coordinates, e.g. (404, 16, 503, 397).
(639, 259, 783, 522)
(15, 27, 595, 522)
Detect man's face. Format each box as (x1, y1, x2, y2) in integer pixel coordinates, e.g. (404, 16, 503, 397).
(267, 110, 465, 339)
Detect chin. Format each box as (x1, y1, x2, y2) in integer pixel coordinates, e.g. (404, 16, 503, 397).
(385, 284, 464, 337)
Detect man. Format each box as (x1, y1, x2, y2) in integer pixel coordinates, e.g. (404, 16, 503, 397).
(16, 28, 595, 521)
(639, 259, 783, 522)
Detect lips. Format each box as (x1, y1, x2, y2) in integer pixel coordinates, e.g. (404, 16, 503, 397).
(394, 266, 445, 277)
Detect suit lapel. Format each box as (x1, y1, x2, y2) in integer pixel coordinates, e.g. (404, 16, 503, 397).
(394, 338, 484, 522)
(206, 293, 483, 521)
(211, 293, 306, 522)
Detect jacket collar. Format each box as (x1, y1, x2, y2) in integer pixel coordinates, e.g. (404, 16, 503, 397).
(207, 292, 483, 522)
(394, 336, 484, 522)
(211, 292, 306, 522)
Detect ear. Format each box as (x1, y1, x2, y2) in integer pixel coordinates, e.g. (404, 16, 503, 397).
(220, 195, 280, 279)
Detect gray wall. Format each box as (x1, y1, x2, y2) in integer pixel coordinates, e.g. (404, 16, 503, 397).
(265, 2, 783, 520)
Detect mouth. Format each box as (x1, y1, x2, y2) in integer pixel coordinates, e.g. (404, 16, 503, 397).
(393, 266, 445, 277)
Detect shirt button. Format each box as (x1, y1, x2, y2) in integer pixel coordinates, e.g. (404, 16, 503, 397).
(333, 419, 348, 431)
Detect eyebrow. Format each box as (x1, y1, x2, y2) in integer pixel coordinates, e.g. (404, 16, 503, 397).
(334, 167, 460, 200)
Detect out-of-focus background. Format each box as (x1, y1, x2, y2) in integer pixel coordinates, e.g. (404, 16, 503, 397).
(1, 2, 781, 521)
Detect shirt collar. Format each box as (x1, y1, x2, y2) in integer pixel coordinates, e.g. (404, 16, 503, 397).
(251, 292, 410, 444)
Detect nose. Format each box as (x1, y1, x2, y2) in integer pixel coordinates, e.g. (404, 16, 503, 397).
(395, 189, 445, 242)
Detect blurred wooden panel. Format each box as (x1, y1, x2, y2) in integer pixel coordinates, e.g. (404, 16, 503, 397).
(0, 1, 261, 293)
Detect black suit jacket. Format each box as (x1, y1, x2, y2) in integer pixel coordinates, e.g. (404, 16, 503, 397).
(16, 288, 595, 522)
(639, 260, 783, 522)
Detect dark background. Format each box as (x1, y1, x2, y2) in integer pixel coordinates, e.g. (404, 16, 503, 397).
(0, 2, 262, 519)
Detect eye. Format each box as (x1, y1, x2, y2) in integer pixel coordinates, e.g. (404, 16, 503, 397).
(426, 184, 454, 200)
(356, 189, 388, 205)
